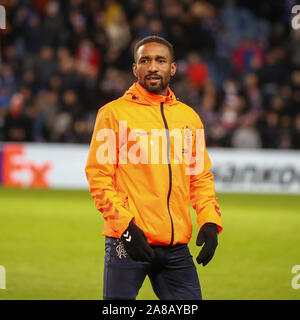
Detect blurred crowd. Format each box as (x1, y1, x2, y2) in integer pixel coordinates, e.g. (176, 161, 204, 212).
(1, 0, 300, 149)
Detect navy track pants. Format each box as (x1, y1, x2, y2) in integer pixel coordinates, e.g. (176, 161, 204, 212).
(103, 237, 202, 300)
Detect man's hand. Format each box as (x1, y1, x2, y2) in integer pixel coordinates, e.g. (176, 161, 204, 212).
(196, 223, 218, 266)
(121, 220, 155, 262)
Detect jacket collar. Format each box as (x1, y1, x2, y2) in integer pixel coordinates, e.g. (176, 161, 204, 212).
(123, 82, 178, 106)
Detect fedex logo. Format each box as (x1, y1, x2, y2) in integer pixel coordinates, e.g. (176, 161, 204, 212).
(0, 144, 52, 188)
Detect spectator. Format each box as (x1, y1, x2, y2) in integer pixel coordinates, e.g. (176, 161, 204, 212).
(288, 29, 300, 68)
(243, 72, 263, 116)
(186, 52, 209, 88)
(70, 117, 92, 144)
(61, 89, 82, 119)
(22, 69, 39, 94)
(105, 11, 131, 51)
(67, 9, 89, 51)
(33, 90, 61, 141)
(139, 19, 168, 39)
(57, 51, 80, 91)
(3, 93, 33, 142)
(0, 88, 11, 109)
(42, 1, 66, 48)
(140, 0, 159, 20)
(2, 45, 22, 75)
(278, 115, 292, 149)
(23, 13, 43, 56)
(259, 112, 280, 148)
(0, 64, 17, 97)
(75, 39, 101, 78)
(233, 37, 264, 75)
(35, 46, 57, 87)
(290, 69, 300, 114)
(231, 113, 262, 148)
(168, 23, 191, 60)
(291, 114, 300, 149)
(257, 47, 287, 92)
(100, 67, 132, 104)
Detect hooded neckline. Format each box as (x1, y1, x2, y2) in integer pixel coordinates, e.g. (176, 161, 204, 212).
(123, 82, 178, 107)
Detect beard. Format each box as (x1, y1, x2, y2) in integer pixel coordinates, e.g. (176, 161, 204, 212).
(141, 75, 170, 95)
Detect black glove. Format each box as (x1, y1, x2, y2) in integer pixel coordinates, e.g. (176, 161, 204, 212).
(196, 223, 218, 266)
(121, 220, 155, 262)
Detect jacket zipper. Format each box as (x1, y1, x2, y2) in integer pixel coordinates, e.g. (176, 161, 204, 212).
(160, 102, 174, 246)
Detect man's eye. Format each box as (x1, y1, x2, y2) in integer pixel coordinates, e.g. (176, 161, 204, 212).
(141, 60, 148, 64)
(159, 59, 166, 63)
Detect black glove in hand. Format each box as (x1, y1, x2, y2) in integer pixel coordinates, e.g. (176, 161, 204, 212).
(121, 220, 155, 262)
(196, 223, 218, 266)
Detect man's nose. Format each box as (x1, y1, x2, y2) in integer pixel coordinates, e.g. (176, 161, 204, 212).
(148, 61, 158, 73)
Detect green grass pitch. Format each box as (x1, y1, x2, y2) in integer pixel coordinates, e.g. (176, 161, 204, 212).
(0, 187, 299, 300)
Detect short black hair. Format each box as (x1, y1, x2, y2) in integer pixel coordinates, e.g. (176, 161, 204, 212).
(134, 36, 174, 62)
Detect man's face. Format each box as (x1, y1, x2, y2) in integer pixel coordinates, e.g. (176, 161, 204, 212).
(133, 42, 176, 96)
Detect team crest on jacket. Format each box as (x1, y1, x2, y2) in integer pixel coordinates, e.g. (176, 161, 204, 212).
(181, 125, 193, 154)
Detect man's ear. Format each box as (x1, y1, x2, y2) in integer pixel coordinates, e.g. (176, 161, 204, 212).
(170, 62, 176, 77)
(132, 63, 137, 78)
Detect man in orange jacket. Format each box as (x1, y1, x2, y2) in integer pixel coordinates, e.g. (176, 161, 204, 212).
(85, 35, 223, 300)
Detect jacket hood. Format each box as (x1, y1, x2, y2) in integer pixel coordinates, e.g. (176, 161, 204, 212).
(123, 82, 179, 107)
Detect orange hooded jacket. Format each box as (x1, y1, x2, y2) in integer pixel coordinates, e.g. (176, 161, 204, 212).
(85, 82, 222, 246)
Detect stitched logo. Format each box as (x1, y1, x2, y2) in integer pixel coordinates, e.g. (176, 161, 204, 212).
(115, 240, 128, 259)
(123, 231, 132, 242)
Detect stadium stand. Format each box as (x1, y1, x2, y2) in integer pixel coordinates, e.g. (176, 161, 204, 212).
(0, 0, 299, 148)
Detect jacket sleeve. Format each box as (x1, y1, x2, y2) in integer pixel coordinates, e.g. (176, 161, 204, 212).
(85, 105, 134, 238)
(189, 119, 223, 234)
